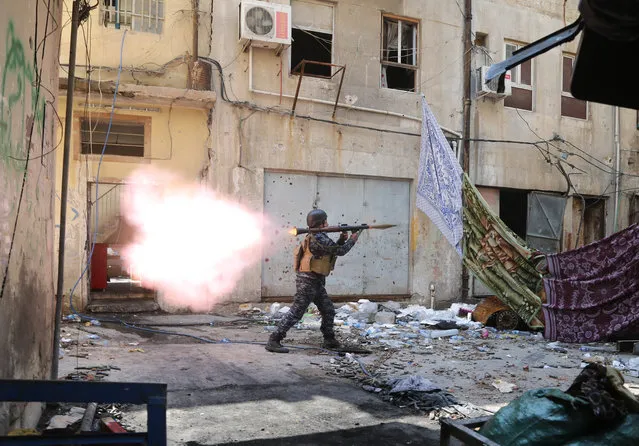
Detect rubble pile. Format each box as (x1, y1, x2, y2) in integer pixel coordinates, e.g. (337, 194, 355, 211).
(259, 299, 522, 350)
(321, 352, 491, 419)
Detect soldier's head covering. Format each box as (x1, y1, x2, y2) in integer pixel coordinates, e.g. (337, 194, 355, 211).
(307, 209, 328, 228)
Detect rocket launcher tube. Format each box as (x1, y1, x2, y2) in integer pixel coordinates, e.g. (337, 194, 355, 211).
(289, 224, 396, 236)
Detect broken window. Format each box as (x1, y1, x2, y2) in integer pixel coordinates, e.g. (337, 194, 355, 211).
(381, 15, 418, 91)
(499, 189, 566, 253)
(504, 42, 533, 111)
(101, 0, 164, 34)
(80, 117, 147, 157)
(573, 197, 606, 247)
(561, 54, 588, 119)
(474, 33, 491, 68)
(290, 0, 334, 78)
(499, 188, 528, 240)
(526, 192, 567, 253)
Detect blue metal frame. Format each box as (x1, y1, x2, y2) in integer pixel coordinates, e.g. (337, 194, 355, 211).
(0, 379, 167, 445)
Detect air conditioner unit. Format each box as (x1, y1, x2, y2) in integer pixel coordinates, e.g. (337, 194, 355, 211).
(476, 65, 512, 100)
(239, 1, 292, 52)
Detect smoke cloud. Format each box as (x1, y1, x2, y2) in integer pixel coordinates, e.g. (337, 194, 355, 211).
(120, 167, 267, 312)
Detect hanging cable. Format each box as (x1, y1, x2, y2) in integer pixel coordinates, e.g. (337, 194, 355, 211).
(1, 0, 53, 299)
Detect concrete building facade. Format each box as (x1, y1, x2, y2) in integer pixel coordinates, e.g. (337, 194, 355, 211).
(56, 0, 638, 312)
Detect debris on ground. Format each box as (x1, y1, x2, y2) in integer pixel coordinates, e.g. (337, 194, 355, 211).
(492, 380, 518, 393)
(46, 407, 85, 430)
(64, 365, 120, 381)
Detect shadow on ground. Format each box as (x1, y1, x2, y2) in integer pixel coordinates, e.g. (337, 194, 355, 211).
(186, 421, 440, 446)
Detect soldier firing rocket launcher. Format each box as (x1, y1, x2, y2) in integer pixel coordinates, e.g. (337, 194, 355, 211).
(289, 223, 396, 236)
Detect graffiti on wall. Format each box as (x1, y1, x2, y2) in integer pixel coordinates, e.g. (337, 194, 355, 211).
(0, 20, 46, 172)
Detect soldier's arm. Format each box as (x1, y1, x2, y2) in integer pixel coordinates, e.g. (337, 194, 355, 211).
(309, 233, 356, 257)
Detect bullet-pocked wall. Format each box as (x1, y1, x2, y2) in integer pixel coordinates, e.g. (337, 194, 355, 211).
(207, 0, 467, 305)
(0, 0, 62, 433)
(472, 0, 639, 250)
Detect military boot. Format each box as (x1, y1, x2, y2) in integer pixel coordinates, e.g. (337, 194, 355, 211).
(322, 336, 342, 350)
(265, 333, 289, 353)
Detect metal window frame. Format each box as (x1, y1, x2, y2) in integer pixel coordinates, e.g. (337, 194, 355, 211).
(561, 53, 589, 120)
(76, 113, 150, 160)
(381, 14, 419, 69)
(101, 0, 164, 34)
(504, 41, 533, 89)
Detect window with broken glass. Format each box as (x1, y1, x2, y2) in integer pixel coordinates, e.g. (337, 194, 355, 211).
(381, 16, 418, 92)
(101, 0, 164, 34)
(290, 0, 334, 78)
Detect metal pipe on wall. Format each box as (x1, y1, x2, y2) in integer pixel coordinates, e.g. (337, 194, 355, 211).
(52, 0, 80, 380)
(188, 0, 199, 88)
(613, 106, 621, 232)
(460, 0, 473, 301)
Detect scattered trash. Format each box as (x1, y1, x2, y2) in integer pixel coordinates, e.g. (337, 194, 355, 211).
(90, 319, 101, 326)
(128, 348, 145, 353)
(492, 380, 517, 393)
(388, 375, 441, 393)
(269, 303, 282, 316)
(87, 334, 100, 340)
(579, 345, 616, 353)
(545, 342, 568, 353)
(375, 312, 396, 325)
(64, 314, 81, 322)
(358, 299, 379, 314)
(46, 407, 85, 430)
(429, 329, 459, 338)
(127, 342, 139, 346)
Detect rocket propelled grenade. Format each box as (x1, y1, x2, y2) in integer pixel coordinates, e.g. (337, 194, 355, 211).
(289, 224, 396, 236)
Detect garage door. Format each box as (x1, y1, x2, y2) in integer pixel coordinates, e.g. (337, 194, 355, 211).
(262, 172, 410, 298)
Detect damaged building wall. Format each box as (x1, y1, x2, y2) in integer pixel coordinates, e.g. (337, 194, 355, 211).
(207, 0, 467, 306)
(56, 0, 215, 311)
(472, 0, 639, 252)
(0, 0, 61, 433)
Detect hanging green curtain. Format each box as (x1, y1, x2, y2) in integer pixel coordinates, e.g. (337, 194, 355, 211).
(462, 174, 544, 327)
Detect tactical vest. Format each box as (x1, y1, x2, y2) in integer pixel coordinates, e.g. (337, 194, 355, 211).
(293, 234, 337, 276)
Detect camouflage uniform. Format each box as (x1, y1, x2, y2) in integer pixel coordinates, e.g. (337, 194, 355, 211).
(274, 233, 357, 341)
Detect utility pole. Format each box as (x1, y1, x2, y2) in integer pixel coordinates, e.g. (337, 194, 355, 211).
(52, 0, 80, 380)
(461, 0, 473, 301)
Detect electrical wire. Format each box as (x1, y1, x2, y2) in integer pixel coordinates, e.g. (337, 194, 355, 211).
(1, 0, 52, 299)
(67, 29, 128, 317)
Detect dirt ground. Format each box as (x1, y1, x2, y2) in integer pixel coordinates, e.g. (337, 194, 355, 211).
(56, 306, 639, 445)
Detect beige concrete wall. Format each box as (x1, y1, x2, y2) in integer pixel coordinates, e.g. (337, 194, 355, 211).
(0, 0, 61, 433)
(55, 96, 212, 311)
(472, 0, 639, 242)
(55, 0, 215, 311)
(59, 0, 213, 89)
(207, 0, 467, 306)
